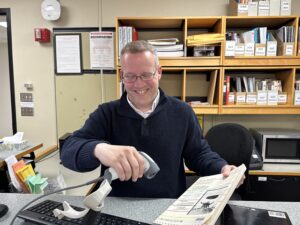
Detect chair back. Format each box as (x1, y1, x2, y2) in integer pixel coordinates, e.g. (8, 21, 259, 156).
(205, 123, 253, 199)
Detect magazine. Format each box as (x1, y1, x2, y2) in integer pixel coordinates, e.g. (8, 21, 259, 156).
(153, 164, 246, 225)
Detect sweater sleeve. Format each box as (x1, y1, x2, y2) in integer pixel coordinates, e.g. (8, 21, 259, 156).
(60, 105, 110, 172)
(182, 109, 228, 176)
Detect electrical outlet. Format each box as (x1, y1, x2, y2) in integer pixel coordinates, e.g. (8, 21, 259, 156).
(21, 107, 34, 116)
(20, 93, 33, 102)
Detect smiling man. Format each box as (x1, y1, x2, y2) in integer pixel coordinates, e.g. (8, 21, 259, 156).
(61, 40, 240, 198)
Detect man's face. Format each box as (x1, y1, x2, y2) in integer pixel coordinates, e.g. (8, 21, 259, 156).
(121, 51, 162, 111)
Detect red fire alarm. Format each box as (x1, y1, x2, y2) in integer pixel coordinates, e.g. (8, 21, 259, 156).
(34, 28, 50, 42)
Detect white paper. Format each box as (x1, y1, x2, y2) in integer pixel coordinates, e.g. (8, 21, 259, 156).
(89, 32, 114, 69)
(3, 132, 24, 144)
(4, 155, 23, 192)
(55, 35, 82, 73)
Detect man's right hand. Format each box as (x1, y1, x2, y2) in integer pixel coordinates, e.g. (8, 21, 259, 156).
(94, 143, 145, 182)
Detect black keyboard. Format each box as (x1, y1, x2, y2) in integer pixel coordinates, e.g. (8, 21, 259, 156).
(17, 199, 150, 225)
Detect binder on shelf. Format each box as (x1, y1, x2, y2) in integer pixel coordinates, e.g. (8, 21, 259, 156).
(207, 70, 217, 105)
(280, 0, 291, 15)
(258, 0, 270, 16)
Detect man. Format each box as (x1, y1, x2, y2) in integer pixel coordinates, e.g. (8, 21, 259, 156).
(61, 40, 240, 198)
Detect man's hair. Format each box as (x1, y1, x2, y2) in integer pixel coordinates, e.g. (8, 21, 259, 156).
(120, 40, 159, 67)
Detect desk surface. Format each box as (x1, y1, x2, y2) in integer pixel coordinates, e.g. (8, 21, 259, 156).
(0, 193, 299, 225)
(0, 143, 43, 168)
(249, 163, 300, 176)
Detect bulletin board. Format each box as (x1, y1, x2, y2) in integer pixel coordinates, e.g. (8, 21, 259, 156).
(53, 27, 116, 75)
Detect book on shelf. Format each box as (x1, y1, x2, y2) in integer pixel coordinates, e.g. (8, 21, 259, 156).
(207, 70, 217, 105)
(118, 26, 138, 57)
(153, 164, 246, 225)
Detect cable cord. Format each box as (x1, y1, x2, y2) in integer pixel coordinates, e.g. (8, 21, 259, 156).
(9, 176, 104, 225)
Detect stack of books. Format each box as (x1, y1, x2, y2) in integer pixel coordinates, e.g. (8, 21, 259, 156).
(148, 38, 184, 57)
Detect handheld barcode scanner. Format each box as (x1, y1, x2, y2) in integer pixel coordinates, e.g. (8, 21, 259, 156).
(53, 152, 160, 219)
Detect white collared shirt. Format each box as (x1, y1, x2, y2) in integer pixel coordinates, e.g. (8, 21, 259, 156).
(127, 90, 160, 118)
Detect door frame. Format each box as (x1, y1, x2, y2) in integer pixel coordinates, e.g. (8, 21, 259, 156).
(0, 8, 16, 134)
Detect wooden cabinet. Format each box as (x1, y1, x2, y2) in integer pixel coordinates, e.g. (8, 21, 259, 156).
(116, 16, 300, 115)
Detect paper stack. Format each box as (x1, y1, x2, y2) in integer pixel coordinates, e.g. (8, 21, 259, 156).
(148, 38, 184, 57)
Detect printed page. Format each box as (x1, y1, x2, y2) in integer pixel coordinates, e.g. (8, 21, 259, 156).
(153, 164, 246, 225)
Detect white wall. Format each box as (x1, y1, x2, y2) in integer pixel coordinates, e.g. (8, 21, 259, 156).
(0, 42, 13, 137)
(0, 0, 300, 147)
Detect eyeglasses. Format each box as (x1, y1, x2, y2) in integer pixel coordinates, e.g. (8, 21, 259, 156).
(122, 70, 156, 83)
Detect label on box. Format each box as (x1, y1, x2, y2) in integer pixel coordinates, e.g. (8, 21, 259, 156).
(229, 93, 235, 104)
(255, 46, 266, 56)
(266, 41, 277, 56)
(257, 91, 267, 105)
(236, 94, 246, 103)
(238, 4, 248, 13)
(267, 91, 278, 105)
(258, 1, 270, 16)
(294, 91, 300, 105)
(278, 93, 287, 104)
(225, 41, 236, 56)
(285, 44, 293, 56)
(248, 2, 258, 16)
(246, 94, 257, 104)
(244, 43, 255, 56)
(235, 44, 245, 56)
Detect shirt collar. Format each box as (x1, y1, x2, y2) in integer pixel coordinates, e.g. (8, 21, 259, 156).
(127, 90, 160, 119)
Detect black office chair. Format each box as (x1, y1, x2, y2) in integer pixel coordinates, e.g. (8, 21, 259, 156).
(205, 123, 253, 200)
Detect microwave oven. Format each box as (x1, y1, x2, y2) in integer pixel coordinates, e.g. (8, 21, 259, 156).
(250, 128, 300, 164)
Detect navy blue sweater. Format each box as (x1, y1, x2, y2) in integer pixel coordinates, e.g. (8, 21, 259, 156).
(61, 90, 227, 198)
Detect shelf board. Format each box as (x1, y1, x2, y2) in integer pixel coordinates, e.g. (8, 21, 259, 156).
(159, 57, 221, 67)
(192, 105, 219, 115)
(220, 105, 300, 114)
(224, 56, 300, 66)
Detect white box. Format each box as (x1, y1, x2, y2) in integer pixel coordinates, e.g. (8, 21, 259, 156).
(258, 1, 270, 16)
(269, 0, 281, 16)
(244, 42, 255, 56)
(267, 90, 278, 105)
(235, 43, 245, 56)
(225, 41, 236, 56)
(236, 92, 246, 104)
(248, 2, 258, 16)
(246, 93, 257, 104)
(280, 0, 291, 16)
(278, 92, 287, 104)
(266, 41, 277, 56)
(294, 90, 300, 105)
(257, 91, 268, 105)
(255, 43, 266, 56)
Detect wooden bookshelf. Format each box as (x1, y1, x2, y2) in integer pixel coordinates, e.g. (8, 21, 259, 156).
(116, 16, 300, 115)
